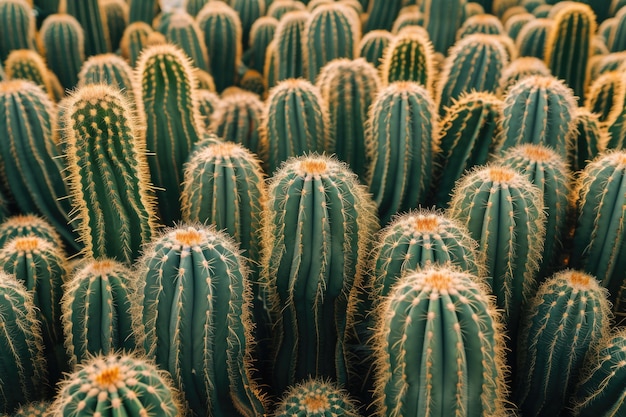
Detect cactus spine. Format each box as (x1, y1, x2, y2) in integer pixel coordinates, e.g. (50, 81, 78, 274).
(0, 0, 35, 64)
(380, 27, 436, 89)
(209, 90, 264, 155)
(274, 11, 309, 82)
(164, 10, 210, 73)
(63, 84, 157, 264)
(40, 14, 85, 90)
(273, 378, 361, 417)
(60, 0, 111, 56)
(11, 401, 50, 417)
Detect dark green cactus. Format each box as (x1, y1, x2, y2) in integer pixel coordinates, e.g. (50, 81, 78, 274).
(498, 75, 577, 157)
(245, 16, 278, 74)
(128, 0, 158, 23)
(585, 70, 625, 131)
(514, 269, 611, 417)
(504, 12, 534, 41)
(390, 8, 423, 34)
(0, 80, 78, 250)
(267, 0, 306, 20)
(273, 378, 361, 417)
(610, 6, 626, 52)
(358, 29, 393, 71)
(568, 107, 608, 171)
(63, 84, 157, 264)
(261, 154, 378, 396)
(195, 89, 221, 130)
(0, 272, 46, 415)
(11, 401, 50, 417)
(4, 49, 57, 101)
(436, 34, 509, 115)
(457, 13, 505, 39)
(101, 0, 128, 52)
(589, 51, 626, 82)
(193, 67, 216, 91)
(419, 0, 466, 54)
(186, 0, 207, 16)
(0, 0, 35, 64)
(40, 13, 85, 90)
(431, 91, 503, 208)
(61, 259, 142, 367)
(380, 27, 436, 89)
(0, 214, 62, 249)
(209, 90, 264, 154)
(139, 224, 267, 417)
(533, 3, 552, 17)
(316, 58, 380, 180)
(76, 53, 135, 102)
(263, 39, 278, 90)
(365, 81, 437, 225)
(164, 10, 210, 72)
(516, 18, 553, 60)
(447, 164, 545, 338)
(258, 78, 331, 175)
(498, 56, 551, 95)
(363, 0, 402, 32)
(275, 10, 308, 82)
(304, 3, 360, 83)
(134, 43, 202, 225)
(197, 1, 242, 93)
(120, 21, 154, 66)
(49, 353, 183, 417)
(231, 0, 264, 49)
(372, 265, 508, 417)
(60, 0, 111, 56)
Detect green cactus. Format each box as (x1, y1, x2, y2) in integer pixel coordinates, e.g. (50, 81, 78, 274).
(589, 52, 626, 82)
(11, 401, 50, 417)
(120, 21, 154, 66)
(514, 269, 611, 417)
(63, 84, 157, 264)
(533, 3, 552, 17)
(457, 13, 505, 39)
(164, 10, 209, 72)
(4, 49, 57, 101)
(568, 107, 608, 171)
(611, 0, 626, 16)
(231, 0, 264, 49)
(197, 1, 242, 93)
(261, 154, 378, 395)
(195, 89, 221, 130)
(498, 56, 551, 95)
(101, 0, 128, 52)
(523, 0, 544, 13)
(0, 0, 35, 64)
(304, 3, 360, 83)
(419, 0, 467, 54)
(504, 12, 534, 41)
(267, 0, 306, 20)
(39, 14, 85, 90)
(0, 272, 46, 415)
(600, 17, 616, 47)
(245, 16, 278, 74)
(358, 29, 393, 71)
(609, 6, 626, 52)
(436, 34, 509, 115)
(209, 90, 264, 155)
(49, 353, 183, 417)
(498, 75, 577, 157)
(76, 53, 135, 102)
(431, 91, 503, 208)
(61, 259, 142, 367)
(258, 78, 331, 175)
(390, 9, 423, 34)
(273, 378, 361, 417)
(516, 18, 553, 60)
(275, 10, 308, 82)
(0, 80, 79, 251)
(447, 164, 545, 338)
(380, 27, 436, 90)
(193, 67, 216, 91)
(365, 81, 437, 225)
(363, 0, 403, 32)
(134, 44, 202, 225)
(264, 39, 278, 89)
(139, 224, 267, 417)
(0, 214, 62, 249)
(129, 0, 158, 23)
(186, 0, 207, 16)
(585, 70, 625, 130)
(544, 2, 596, 102)
(316, 58, 380, 180)
(60, 0, 111, 56)
(372, 265, 508, 417)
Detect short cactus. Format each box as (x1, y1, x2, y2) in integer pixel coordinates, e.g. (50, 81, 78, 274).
(504, 12, 535, 41)
(195, 89, 221, 130)
(0, 0, 35, 64)
(456, 13, 505, 39)
(390, 10, 423, 34)
(274, 10, 309, 82)
(4, 49, 57, 101)
(76, 53, 135, 102)
(0, 214, 62, 249)
(60, 0, 111, 56)
(498, 56, 551, 95)
(585, 70, 625, 136)
(164, 10, 210, 72)
(380, 27, 436, 90)
(363, 0, 403, 32)
(358, 29, 393, 71)
(267, 0, 306, 20)
(567, 107, 608, 171)
(39, 13, 85, 90)
(273, 378, 360, 417)
(209, 90, 264, 155)
(11, 401, 51, 417)
(516, 18, 553, 60)
(120, 21, 154, 66)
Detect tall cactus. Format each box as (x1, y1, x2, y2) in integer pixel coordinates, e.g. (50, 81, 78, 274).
(77, 53, 135, 102)
(380, 27, 436, 89)
(101, 0, 129, 52)
(231, 0, 265, 49)
(363, 0, 403, 32)
(275, 10, 308, 82)
(164, 10, 209, 72)
(0, 0, 35, 64)
(358, 29, 393, 71)
(129, 0, 158, 23)
(63, 84, 157, 264)
(120, 21, 154, 66)
(40, 14, 85, 90)
(139, 224, 267, 417)
(60, 0, 111, 56)
(514, 269, 611, 417)
(419, 0, 467, 54)
(261, 154, 378, 395)
(134, 43, 202, 225)
(273, 378, 361, 417)
(246, 16, 278, 74)
(516, 18, 553, 59)
(209, 90, 264, 154)
(4, 49, 57, 101)
(372, 265, 508, 417)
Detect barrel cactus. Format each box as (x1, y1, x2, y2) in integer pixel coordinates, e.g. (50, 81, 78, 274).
(516, 18, 553, 60)
(4, 49, 57, 101)
(120, 21, 154, 66)
(568, 107, 608, 171)
(273, 378, 360, 417)
(11, 401, 50, 417)
(498, 56, 551, 95)
(209, 90, 264, 155)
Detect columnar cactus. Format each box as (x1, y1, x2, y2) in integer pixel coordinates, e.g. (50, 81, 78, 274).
(419, 0, 467, 54)
(498, 75, 577, 157)
(129, 0, 158, 23)
(390, 10, 423, 34)
(568, 107, 608, 171)
(49, 353, 183, 417)
(0, 80, 77, 250)
(0, 214, 62, 249)
(258, 78, 331, 175)
(436, 34, 509, 115)
(11, 401, 51, 417)
(120, 21, 154, 66)
(372, 265, 508, 417)
(514, 270, 611, 417)
(304, 3, 360, 83)
(585, 70, 625, 132)
(274, 11, 309, 82)
(267, 0, 305, 20)
(447, 164, 545, 338)
(610, 6, 626, 52)
(380, 27, 436, 89)
(498, 56, 551, 95)
(365, 81, 437, 225)
(516, 18, 553, 59)
(4, 49, 57, 101)
(261, 154, 378, 395)
(197, 1, 242, 93)
(134, 44, 202, 225)
(186, 0, 207, 16)
(358, 29, 393, 70)
(273, 378, 361, 417)
(209, 90, 264, 154)
(246, 16, 278, 74)
(0, 0, 35, 63)
(316, 58, 380, 180)
(457, 13, 505, 39)
(231, 0, 264, 49)
(139, 225, 267, 417)
(363, 0, 403, 32)
(77, 53, 135, 102)
(63, 84, 157, 264)
(431, 91, 503, 207)
(60, 0, 111, 56)
(504, 12, 534, 41)
(0, 272, 46, 415)
(61, 259, 142, 367)
(40, 14, 84, 90)
(164, 10, 210, 72)
(101, 0, 128, 52)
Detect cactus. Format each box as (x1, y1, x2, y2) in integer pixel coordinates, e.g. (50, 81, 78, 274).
(380, 27, 436, 89)
(0, 80, 79, 251)
(498, 75, 577, 157)
(516, 18, 553, 59)
(197, 1, 242, 93)
(585, 70, 625, 131)
(63, 84, 157, 264)
(164, 10, 209, 72)
(209, 90, 264, 155)
(419, 0, 466, 54)
(245, 16, 278, 74)
(76, 53, 135, 102)
(568, 107, 608, 171)
(139, 225, 267, 417)
(514, 270, 611, 417)
(0, 0, 35, 64)
(358, 29, 393, 71)
(600, 17, 616, 48)
(263, 39, 278, 90)
(0, 272, 46, 415)
(457, 13, 505, 39)
(447, 164, 545, 338)
(363, 0, 403, 32)
(610, 6, 626, 53)
(366, 81, 437, 225)
(101, 0, 128, 52)
(195, 89, 221, 130)
(129, 0, 158, 23)
(60, 0, 111, 56)
(4, 49, 57, 101)
(533, 4, 552, 17)
(304, 3, 360, 83)
(316, 58, 380, 180)
(0, 214, 62, 249)
(49, 353, 183, 417)
(261, 154, 378, 395)
(39, 14, 85, 90)
(258, 78, 331, 175)
(436, 34, 509, 115)
(186, 0, 207, 16)
(231, 0, 264, 49)
(134, 44, 202, 225)
(11, 401, 50, 417)
(390, 10, 423, 34)
(371, 265, 508, 417)
(120, 21, 153, 66)
(498, 56, 551, 95)
(504, 12, 534, 41)
(544, 2, 596, 102)
(61, 259, 142, 367)
(590, 51, 626, 82)
(193, 68, 216, 91)
(267, 0, 306, 20)
(498, 144, 571, 281)
(274, 11, 308, 82)
(273, 378, 360, 417)
(431, 91, 504, 208)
